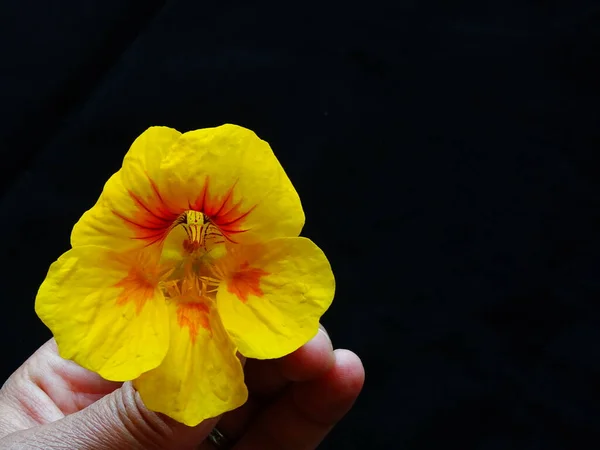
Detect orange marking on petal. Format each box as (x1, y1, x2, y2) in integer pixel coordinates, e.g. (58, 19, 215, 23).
(190, 177, 256, 240)
(227, 261, 270, 303)
(211, 179, 238, 217)
(129, 190, 173, 228)
(176, 302, 211, 344)
(189, 175, 210, 212)
(113, 175, 181, 245)
(114, 268, 157, 314)
(114, 175, 255, 245)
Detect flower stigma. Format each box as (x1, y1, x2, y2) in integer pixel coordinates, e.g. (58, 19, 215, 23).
(156, 210, 227, 338)
(177, 210, 225, 254)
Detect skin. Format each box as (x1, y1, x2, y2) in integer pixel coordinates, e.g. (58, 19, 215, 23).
(0, 326, 364, 449)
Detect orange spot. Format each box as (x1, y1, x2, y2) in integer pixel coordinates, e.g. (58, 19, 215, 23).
(114, 175, 255, 246)
(176, 302, 211, 344)
(227, 261, 270, 303)
(114, 268, 156, 314)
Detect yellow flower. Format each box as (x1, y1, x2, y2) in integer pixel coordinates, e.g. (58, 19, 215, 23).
(35, 124, 335, 426)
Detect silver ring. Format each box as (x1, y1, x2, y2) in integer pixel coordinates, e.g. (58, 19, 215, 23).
(207, 427, 231, 449)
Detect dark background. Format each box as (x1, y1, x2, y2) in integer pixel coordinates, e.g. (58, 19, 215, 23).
(2, 1, 600, 448)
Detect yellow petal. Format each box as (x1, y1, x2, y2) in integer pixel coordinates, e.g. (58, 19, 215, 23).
(71, 125, 303, 251)
(161, 124, 304, 244)
(134, 299, 247, 426)
(69, 172, 139, 249)
(71, 126, 182, 249)
(121, 125, 183, 195)
(35, 246, 169, 381)
(215, 237, 335, 359)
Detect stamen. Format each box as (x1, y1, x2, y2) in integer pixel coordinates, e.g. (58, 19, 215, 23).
(198, 275, 221, 286)
(158, 209, 231, 304)
(174, 209, 227, 257)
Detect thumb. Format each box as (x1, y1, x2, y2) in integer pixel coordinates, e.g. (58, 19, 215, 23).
(1, 382, 218, 450)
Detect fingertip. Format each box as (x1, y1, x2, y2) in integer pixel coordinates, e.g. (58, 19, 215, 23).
(232, 347, 363, 450)
(318, 323, 331, 342)
(279, 328, 334, 382)
(330, 349, 365, 399)
(287, 348, 364, 427)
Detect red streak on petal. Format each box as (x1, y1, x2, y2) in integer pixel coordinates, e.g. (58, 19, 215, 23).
(113, 175, 181, 245)
(219, 204, 257, 228)
(114, 269, 156, 315)
(176, 302, 211, 344)
(192, 178, 257, 240)
(189, 176, 210, 212)
(113, 211, 167, 231)
(210, 180, 238, 217)
(114, 174, 256, 245)
(129, 190, 173, 228)
(227, 261, 270, 303)
(149, 178, 180, 220)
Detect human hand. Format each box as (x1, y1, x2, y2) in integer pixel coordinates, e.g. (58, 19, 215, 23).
(0, 326, 364, 449)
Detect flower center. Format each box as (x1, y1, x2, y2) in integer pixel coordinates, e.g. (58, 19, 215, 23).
(157, 213, 230, 341)
(159, 210, 226, 303)
(177, 210, 225, 254)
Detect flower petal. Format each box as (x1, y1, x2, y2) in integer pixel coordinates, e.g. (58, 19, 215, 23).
(121, 125, 183, 194)
(215, 237, 335, 359)
(35, 246, 169, 381)
(70, 172, 140, 249)
(72, 125, 303, 251)
(134, 300, 247, 426)
(161, 124, 304, 243)
(71, 126, 182, 249)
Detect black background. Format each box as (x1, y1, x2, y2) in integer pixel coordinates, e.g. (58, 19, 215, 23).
(2, 1, 600, 448)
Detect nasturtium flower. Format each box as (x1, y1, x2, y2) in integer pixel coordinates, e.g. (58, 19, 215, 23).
(35, 125, 335, 426)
